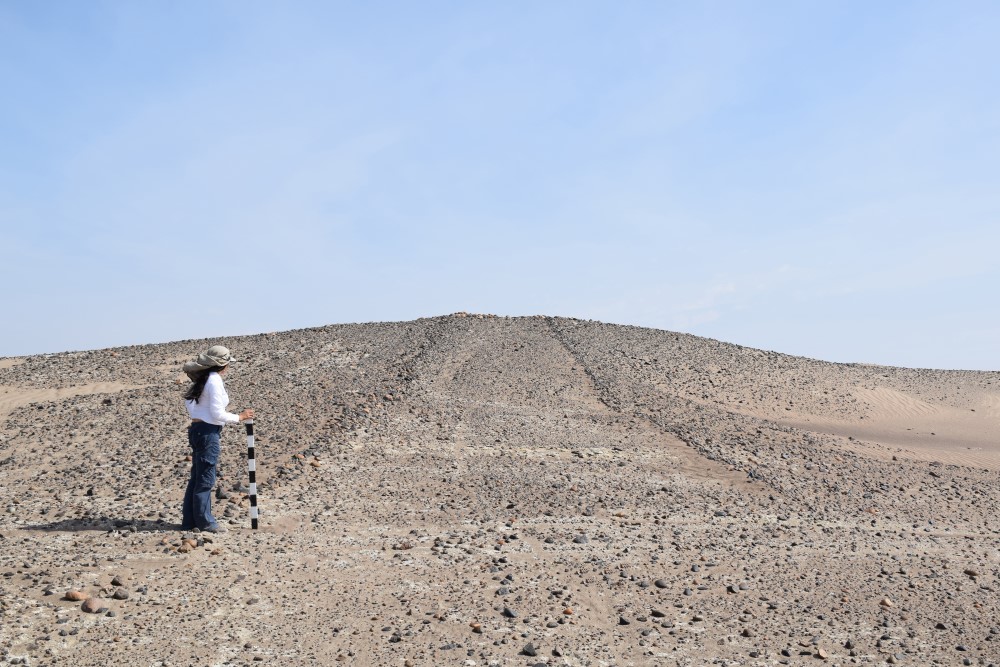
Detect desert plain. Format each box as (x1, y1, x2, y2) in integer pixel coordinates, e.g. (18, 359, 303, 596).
(0, 314, 998, 667)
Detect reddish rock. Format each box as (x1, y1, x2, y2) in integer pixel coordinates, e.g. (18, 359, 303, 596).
(81, 597, 105, 613)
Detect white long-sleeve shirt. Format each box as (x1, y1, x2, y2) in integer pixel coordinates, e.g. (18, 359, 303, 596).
(185, 372, 241, 425)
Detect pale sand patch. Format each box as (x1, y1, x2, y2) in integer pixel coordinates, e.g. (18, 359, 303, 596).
(0, 382, 144, 421)
(980, 391, 1000, 418)
(780, 388, 1000, 469)
(0, 358, 25, 370)
(667, 439, 761, 491)
(851, 386, 939, 418)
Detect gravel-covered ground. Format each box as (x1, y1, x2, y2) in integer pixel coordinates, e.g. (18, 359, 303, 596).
(0, 314, 998, 667)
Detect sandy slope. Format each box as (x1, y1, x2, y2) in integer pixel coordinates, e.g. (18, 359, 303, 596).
(781, 386, 1000, 470)
(0, 314, 997, 667)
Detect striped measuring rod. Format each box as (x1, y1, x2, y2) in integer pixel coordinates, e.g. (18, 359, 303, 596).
(244, 419, 259, 529)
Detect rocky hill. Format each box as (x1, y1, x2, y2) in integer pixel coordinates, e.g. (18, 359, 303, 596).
(1, 314, 998, 666)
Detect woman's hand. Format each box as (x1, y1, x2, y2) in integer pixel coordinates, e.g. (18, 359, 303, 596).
(239, 408, 255, 421)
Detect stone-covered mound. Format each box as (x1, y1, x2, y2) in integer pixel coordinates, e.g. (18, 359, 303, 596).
(0, 314, 998, 666)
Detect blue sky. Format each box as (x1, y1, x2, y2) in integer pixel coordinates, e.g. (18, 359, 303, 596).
(2, 1, 998, 370)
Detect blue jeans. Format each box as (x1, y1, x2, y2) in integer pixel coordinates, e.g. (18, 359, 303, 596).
(183, 422, 222, 529)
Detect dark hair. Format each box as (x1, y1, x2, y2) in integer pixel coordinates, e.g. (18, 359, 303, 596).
(183, 366, 226, 403)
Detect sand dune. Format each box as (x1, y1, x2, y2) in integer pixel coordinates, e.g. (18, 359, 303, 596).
(0, 315, 997, 666)
(853, 386, 940, 418)
(782, 385, 1000, 470)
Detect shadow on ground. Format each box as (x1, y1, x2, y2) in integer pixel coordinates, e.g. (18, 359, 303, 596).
(21, 517, 180, 532)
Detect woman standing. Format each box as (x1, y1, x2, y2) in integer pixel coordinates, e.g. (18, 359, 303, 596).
(181, 345, 253, 533)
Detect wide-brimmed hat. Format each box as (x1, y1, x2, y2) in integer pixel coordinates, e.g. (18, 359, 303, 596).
(183, 345, 235, 379)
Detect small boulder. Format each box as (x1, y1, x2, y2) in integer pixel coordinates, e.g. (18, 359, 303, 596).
(81, 598, 105, 613)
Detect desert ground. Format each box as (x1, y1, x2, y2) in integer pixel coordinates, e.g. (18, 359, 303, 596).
(1, 314, 998, 667)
